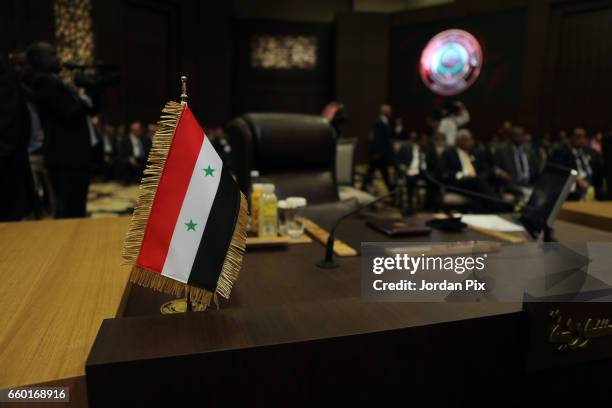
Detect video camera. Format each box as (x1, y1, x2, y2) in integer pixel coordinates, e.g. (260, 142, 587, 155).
(62, 61, 120, 90)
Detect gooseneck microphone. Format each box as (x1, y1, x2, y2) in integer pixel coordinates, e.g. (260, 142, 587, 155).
(316, 188, 399, 269)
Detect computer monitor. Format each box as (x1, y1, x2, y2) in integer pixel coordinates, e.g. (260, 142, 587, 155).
(519, 163, 577, 238)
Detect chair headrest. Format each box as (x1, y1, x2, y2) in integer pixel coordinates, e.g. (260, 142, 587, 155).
(242, 113, 335, 173)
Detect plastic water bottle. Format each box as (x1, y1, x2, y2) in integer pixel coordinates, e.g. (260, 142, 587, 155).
(258, 184, 278, 238)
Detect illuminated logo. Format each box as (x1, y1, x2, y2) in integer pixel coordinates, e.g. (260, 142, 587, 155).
(420, 29, 482, 95)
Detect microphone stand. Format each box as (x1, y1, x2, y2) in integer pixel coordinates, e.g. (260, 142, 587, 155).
(316, 188, 400, 269)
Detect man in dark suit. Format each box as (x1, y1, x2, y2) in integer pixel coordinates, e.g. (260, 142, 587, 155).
(441, 129, 501, 212)
(0, 53, 37, 221)
(100, 123, 117, 181)
(364, 104, 396, 192)
(396, 133, 440, 212)
(550, 128, 602, 200)
(26, 42, 98, 218)
(117, 120, 151, 184)
(493, 126, 540, 198)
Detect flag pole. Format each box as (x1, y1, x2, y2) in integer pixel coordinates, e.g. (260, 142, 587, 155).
(185, 286, 193, 312)
(159, 75, 198, 314)
(180, 75, 188, 106)
(181, 74, 193, 312)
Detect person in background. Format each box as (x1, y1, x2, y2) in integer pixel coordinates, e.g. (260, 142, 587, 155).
(147, 123, 157, 141)
(495, 120, 512, 144)
(27, 42, 98, 218)
(208, 126, 232, 165)
(0, 53, 37, 221)
(493, 126, 539, 199)
(322, 101, 340, 122)
(364, 104, 396, 192)
(537, 132, 552, 163)
(9, 51, 44, 156)
(590, 131, 603, 154)
(396, 133, 440, 212)
(117, 120, 150, 184)
(441, 129, 500, 212)
(8, 50, 44, 216)
(437, 100, 470, 146)
(322, 101, 347, 138)
(90, 115, 105, 180)
(116, 123, 126, 139)
(558, 130, 569, 146)
(101, 123, 116, 181)
(112, 123, 126, 180)
(550, 128, 603, 200)
(393, 117, 408, 140)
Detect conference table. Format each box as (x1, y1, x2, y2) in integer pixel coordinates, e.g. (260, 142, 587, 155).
(1, 211, 612, 406)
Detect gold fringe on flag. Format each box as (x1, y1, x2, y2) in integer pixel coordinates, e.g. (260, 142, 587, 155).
(187, 192, 248, 306)
(121, 100, 185, 297)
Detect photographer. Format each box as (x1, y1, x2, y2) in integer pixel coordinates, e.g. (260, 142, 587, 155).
(26, 42, 99, 218)
(0, 53, 37, 221)
(437, 100, 470, 147)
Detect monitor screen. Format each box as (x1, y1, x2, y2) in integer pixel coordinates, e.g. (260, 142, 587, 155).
(519, 163, 577, 237)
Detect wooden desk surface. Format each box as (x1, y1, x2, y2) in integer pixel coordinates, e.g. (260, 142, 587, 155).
(3, 211, 612, 393)
(558, 201, 612, 233)
(0, 217, 132, 388)
(89, 212, 612, 406)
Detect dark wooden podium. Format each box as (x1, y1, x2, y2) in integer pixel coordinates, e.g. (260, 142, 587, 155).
(85, 216, 612, 406)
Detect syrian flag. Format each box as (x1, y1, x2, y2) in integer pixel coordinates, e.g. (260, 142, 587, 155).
(122, 101, 247, 307)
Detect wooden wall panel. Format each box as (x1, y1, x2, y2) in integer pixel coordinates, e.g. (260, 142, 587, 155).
(122, 1, 177, 125)
(92, 0, 232, 127)
(543, 1, 612, 134)
(335, 12, 390, 163)
(231, 19, 334, 118)
(4, 0, 612, 142)
(388, 0, 612, 139)
(0, 0, 54, 54)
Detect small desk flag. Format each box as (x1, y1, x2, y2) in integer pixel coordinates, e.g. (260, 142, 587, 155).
(122, 101, 248, 308)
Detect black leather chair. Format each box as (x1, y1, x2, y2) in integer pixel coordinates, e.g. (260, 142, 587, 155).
(226, 113, 339, 204)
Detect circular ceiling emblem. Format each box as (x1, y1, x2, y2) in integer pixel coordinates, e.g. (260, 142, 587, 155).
(419, 29, 482, 96)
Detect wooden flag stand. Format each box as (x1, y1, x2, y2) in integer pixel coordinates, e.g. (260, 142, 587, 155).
(157, 76, 207, 315)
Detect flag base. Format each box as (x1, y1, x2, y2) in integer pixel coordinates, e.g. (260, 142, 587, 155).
(160, 298, 206, 314)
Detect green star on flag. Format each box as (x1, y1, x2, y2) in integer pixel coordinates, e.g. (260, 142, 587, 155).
(185, 219, 197, 231)
(203, 165, 215, 177)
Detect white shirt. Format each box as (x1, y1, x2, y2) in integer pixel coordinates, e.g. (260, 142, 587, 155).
(80, 94, 98, 147)
(572, 148, 592, 180)
(406, 144, 421, 176)
(513, 145, 530, 183)
(103, 135, 114, 154)
(438, 109, 470, 146)
(129, 134, 144, 159)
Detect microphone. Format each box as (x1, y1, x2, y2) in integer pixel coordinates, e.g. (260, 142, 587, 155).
(316, 188, 400, 269)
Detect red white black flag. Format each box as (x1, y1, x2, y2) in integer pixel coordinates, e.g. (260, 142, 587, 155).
(122, 101, 247, 307)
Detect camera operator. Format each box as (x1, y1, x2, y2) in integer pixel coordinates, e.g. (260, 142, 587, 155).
(0, 53, 38, 221)
(26, 42, 99, 218)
